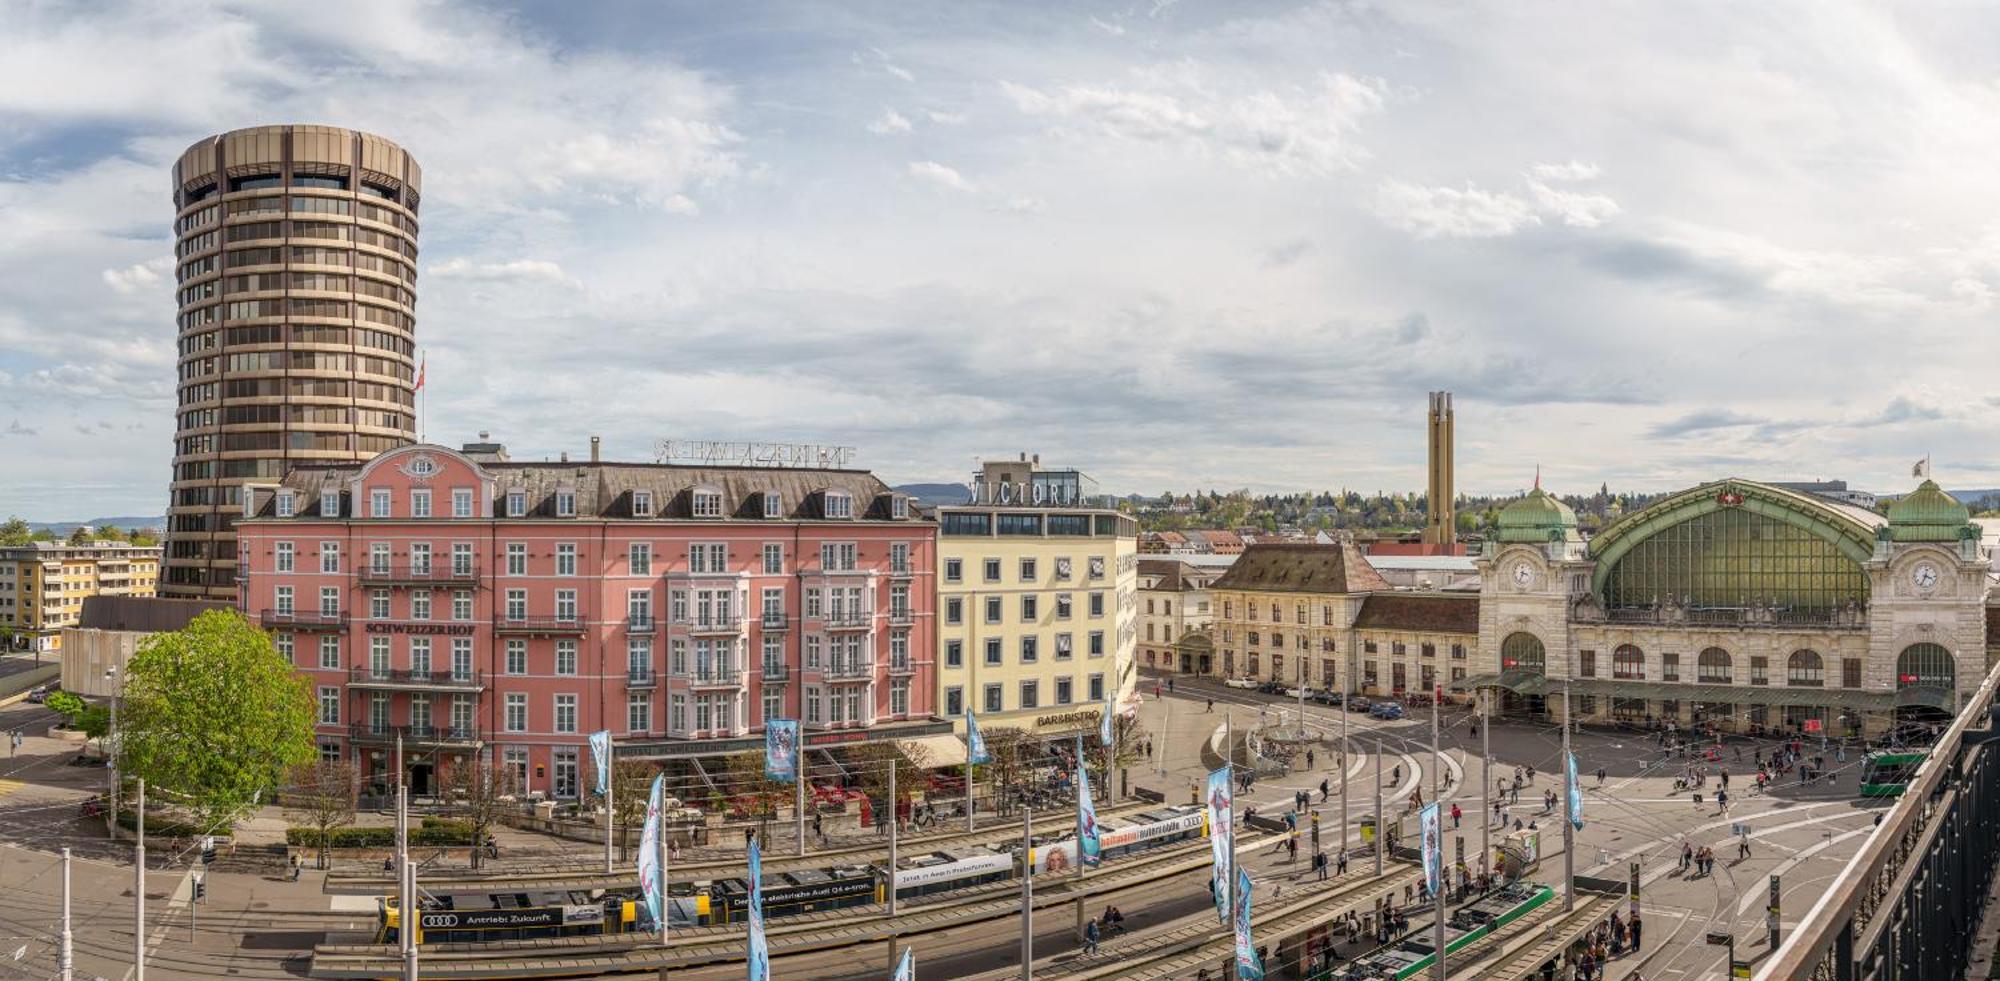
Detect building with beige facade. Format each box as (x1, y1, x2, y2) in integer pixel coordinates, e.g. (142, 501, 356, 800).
(935, 456, 1139, 743)
(164, 125, 422, 599)
(1464, 477, 1996, 737)
(0, 542, 162, 654)
(1138, 558, 1220, 675)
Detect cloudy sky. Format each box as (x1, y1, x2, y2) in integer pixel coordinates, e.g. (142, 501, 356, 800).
(5, 0, 2000, 519)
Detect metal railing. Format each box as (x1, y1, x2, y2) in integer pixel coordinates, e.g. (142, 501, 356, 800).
(760, 613, 790, 630)
(821, 611, 872, 629)
(347, 668, 483, 689)
(675, 615, 744, 634)
(261, 609, 347, 629)
(1756, 656, 2000, 981)
(760, 662, 790, 682)
(627, 667, 655, 685)
(358, 564, 480, 585)
(491, 615, 585, 632)
(821, 660, 873, 681)
(347, 724, 482, 745)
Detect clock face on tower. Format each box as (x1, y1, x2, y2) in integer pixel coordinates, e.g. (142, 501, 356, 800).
(1912, 562, 1940, 592)
(1511, 562, 1533, 588)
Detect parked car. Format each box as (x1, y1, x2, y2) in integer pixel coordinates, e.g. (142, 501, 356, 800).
(26, 686, 49, 703)
(1256, 681, 1286, 695)
(1308, 690, 1344, 706)
(1346, 696, 1371, 713)
(1369, 701, 1405, 721)
(1224, 677, 1259, 690)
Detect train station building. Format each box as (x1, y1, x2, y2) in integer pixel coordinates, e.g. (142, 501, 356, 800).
(1466, 477, 1995, 737)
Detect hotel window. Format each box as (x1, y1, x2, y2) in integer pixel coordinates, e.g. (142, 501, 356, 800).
(1420, 642, 1435, 659)
(633, 491, 653, 517)
(370, 638, 389, 676)
(410, 489, 431, 519)
(1019, 558, 1037, 582)
(1055, 633, 1073, 660)
(318, 635, 340, 670)
(983, 558, 1001, 582)
(983, 683, 1003, 713)
(506, 490, 525, 517)
(946, 640, 963, 668)
(319, 587, 340, 617)
(824, 493, 853, 519)
(1055, 594, 1073, 619)
(505, 543, 525, 575)
(410, 638, 432, 675)
(1088, 556, 1105, 580)
(451, 488, 473, 518)
(504, 694, 527, 732)
(1578, 649, 1596, 678)
(1020, 595, 1038, 621)
(274, 633, 294, 660)
(945, 558, 963, 582)
(627, 589, 652, 626)
(984, 638, 1002, 666)
(555, 589, 577, 621)
(1089, 673, 1105, 701)
(452, 591, 473, 621)
(1451, 643, 1466, 660)
(693, 543, 729, 573)
(945, 686, 964, 716)
(276, 491, 295, 518)
(763, 492, 782, 518)
(984, 597, 1001, 624)
(555, 489, 576, 517)
(1090, 592, 1104, 617)
(1055, 557, 1072, 580)
(706, 590, 723, 621)
(556, 639, 578, 675)
(1787, 650, 1824, 687)
(761, 634, 781, 671)
(451, 638, 473, 680)
(672, 638, 689, 674)
(891, 678, 910, 714)
(1842, 657, 1862, 689)
(629, 542, 652, 576)
(1089, 631, 1104, 657)
(761, 692, 781, 725)
(890, 543, 910, 574)
(803, 688, 821, 724)
(1020, 680, 1039, 710)
(1749, 656, 1769, 686)
(761, 588, 783, 623)
(1613, 645, 1643, 680)
(803, 636, 821, 669)
(411, 590, 431, 620)
(818, 543, 854, 571)
(318, 687, 339, 725)
(692, 490, 723, 518)
(670, 694, 689, 731)
(946, 598, 964, 625)
(452, 543, 474, 575)
(275, 541, 294, 573)
(1661, 652, 1680, 682)
(557, 543, 577, 576)
(370, 590, 389, 619)
(505, 639, 526, 675)
(628, 692, 652, 733)
(319, 491, 338, 517)
(410, 543, 432, 574)
(1020, 636, 1039, 663)
(370, 489, 390, 517)
(762, 543, 783, 574)
(504, 589, 526, 620)
(1055, 677, 1073, 705)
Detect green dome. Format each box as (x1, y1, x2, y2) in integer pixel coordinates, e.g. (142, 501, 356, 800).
(1496, 488, 1580, 544)
(1887, 479, 1973, 542)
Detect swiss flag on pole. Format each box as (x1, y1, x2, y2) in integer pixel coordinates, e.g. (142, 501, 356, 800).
(415, 354, 426, 391)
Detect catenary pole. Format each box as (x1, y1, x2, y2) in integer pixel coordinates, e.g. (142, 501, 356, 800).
(133, 778, 145, 981)
(604, 754, 615, 874)
(1020, 804, 1034, 981)
(1340, 673, 1349, 866)
(402, 859, 418, 981)
(1480, 690, 1491, 883)
(1562, 680, 1575, 913)
(1431, 685, 1447, 981)
(58, 846, 72, 981)
(796, 739, 807, 858)
(1374, 737, 1384, 876)
(888, 761, 899, 916)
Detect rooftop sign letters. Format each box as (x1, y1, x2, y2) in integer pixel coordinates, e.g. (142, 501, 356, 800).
(365, 622, 477, 636)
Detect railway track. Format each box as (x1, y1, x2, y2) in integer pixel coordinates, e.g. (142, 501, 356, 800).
(1455, 893, 1620, 980)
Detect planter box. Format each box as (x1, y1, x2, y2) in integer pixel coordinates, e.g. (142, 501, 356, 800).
(46, 727, 87, 743)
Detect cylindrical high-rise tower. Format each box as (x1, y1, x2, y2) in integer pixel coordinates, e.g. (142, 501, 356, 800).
(163, 125, 421, 598)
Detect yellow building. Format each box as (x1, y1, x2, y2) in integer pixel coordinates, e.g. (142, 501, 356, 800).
(936, 457, 1139, 741)
(0, 542, 162, 654)
(1207, 540, 1478, 698)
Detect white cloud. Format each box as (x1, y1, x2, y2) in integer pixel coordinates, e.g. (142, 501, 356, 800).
(429, 259, 580, 288)
(1528, 180, 1620, 228)
(926, 110, 967, 125)
(906, 160, 977, 193)
(100, 256, 170, 294)
(1373, 180, 1540, 238)
(994, 195, 1047, 215)
(868, 109, 912, 135)
(1529, 160, 1601, 182)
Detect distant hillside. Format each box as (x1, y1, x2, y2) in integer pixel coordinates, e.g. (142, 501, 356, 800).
(892, 483, 971, 507)
(27, 517, 165, 535)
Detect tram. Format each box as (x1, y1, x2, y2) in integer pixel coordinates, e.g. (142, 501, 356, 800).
(1326, 883, 1556, 980)
(1858, 750, 1926, 797)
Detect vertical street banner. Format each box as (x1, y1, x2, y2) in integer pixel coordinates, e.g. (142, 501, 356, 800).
(893, 946, 914, 981)
(965, 711, 990, 765)
(747, 838, 770, 981)
(1233, 864, 1263, 980)
(1206, 766, 1233, 923)
(638, 773, 665, 927)
(1566, 750, 1585, 831)
(766, 719, 800, 782)
(589, 729, 612, 797)
(1076, 736, 1101, 867)
(1100, 687, 1115, 747)
(1419, 801, 1442, 897)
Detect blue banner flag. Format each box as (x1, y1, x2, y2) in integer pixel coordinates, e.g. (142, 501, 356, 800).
(1419, 801, 1442, 897)
(892, 946, 914, 981)
(1206, 766, 1233, 924)
(1100, 686, 1115, 747)
(1075, 736, 1101, 868)
(638, 774, 665, 927)
(1233, 865, 1263, 980)
(589, 729, 612, 796)
(766, 720, 800, 783)
(1566, 750, 1584, 831)
(964, 711, 990, 765)
(747, 838, 770, 981)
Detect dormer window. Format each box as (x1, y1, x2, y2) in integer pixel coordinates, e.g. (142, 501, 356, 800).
(318, 489, 339, 517)
(763, 492, 782, 519)
(555, 488, 577, 517)
(825, 492, 853, 520)
(506, 489, 526, 517)
(633, 491, 654, 517)
(692, 489, 724, 519)
(891, 496, 909, 519)
(275, 491, 296, 518)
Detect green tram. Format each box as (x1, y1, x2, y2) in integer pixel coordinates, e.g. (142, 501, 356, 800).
(1325, 883, 1556, 980)
(1859, 751, 1927, 798)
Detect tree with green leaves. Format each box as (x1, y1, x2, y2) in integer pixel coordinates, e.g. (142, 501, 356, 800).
(65, 526, 92, 546)
(119, 610, 317, 829)
(445, 755, 517, 869)
(286, 760, 357, 869)
(721, 750, 792, 842)
(0, 518, 30, 546)
(610, 759, 659, 861)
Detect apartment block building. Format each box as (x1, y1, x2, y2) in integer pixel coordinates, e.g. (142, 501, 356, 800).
(0, 542, 162, 653)
(236, 441, 939, 797)
(1137, 558, 1220, 674)
(935, 456, 1139, 742)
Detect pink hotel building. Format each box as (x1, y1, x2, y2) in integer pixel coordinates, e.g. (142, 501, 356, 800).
(235, 441, 942, 797)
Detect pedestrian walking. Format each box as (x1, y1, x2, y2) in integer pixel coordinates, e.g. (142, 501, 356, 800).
(1450, 803, 1461, 829)
(1337, 849, 1348, 875)
(1307, 749, 1316, 769)
(1320, 778, 1330, 802)
(1206, 698, 1215, 713)
(1082, 918, 1100, 956)
(1315, 851, 1329, 880)
(1679, 841, 1692, 873)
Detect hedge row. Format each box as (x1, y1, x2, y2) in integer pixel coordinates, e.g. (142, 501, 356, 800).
(285, 817, 476, 848)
